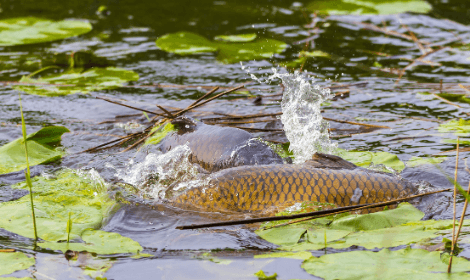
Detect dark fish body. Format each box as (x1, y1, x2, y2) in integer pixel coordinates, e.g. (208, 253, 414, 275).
(159, 117, 284, 172)
(174, 163, 416, 212)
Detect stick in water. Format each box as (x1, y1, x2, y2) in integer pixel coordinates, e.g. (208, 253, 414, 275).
(448, 137, 460, 273)
(176, 188, 450, 230)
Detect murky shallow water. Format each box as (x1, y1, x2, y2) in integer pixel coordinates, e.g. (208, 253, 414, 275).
(1, 0, 470, 279)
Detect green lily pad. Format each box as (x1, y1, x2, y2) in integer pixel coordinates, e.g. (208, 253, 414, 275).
(436, 93, 470, 105)
(0, 17, 92, 46)
(301, 248, 470, 280)
(255, 251, 313, 260)
(256, 203, 462, 251)
(406, 156, 446, 168)
(254, 270, 278, 280)
(307, 0, 432, 15)
(144, 122, 176, 146)
(340, 149, 405, 172)
(438, 119, 470, 137)
(214, 33, 257, 42)
(156, 32, 287, 64)
(0, 252, 35, 276)
(282, 50, 330, 69)
(15, 67, 139, 96)
(442, 138, 470, 146)
(39, 229, 142, 255)
(0, 170, 116, 241)
(0, 126, 69, 175)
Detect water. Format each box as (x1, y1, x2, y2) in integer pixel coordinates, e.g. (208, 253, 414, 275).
(1, 0, 470, 278)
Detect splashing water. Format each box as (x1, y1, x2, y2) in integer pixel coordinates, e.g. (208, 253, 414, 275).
(244, 65, 337, 163)
(115, 144, 200, 200)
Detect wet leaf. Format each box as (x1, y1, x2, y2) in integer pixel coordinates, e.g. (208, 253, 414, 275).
(39, 229, 143, 255)
(282, 50, 330, 68)
(156, 32, 218, 55)
(0, 170, 116, 241)
(0, 252, 35, 276)
(308, 0, 432, 15)
(254, 251, 312, 260)
(301, 248, 470, 280)
(436, 93, 470, 105)
(438, 119, 470, 137)
(0, 17, 92, 46)
(144, 123, 176, 146)
(340, 149, 405, 172)
(254, 270, 278, 280)
(156, 32, 287, 64)
(16, 67, 139, 96)
(214, 33, 257, 42)
(256, 227, 307, 246)
(406, 156, 446, 167)
(0, 126, 69, 175)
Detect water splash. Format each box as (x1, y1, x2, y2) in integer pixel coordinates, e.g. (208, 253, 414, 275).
(245, 65, 337, 163)
(115, 144, 200, 200)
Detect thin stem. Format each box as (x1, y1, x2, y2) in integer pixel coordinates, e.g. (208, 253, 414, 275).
(448, 137, 460, 273)
(19, 94, 38, 242)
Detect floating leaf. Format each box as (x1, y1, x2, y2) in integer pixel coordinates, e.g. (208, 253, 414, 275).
(0, 126, 69, 175)
(0, 252, 35, 276)
(406, 156, 446, 168)
(256, 203, 465, 251)
(307, 0, 432, 15)
(254, 270, 278, 280)
(0, 170, 116, 241)
(16, 67, 139, 96)
(255, 251, 312, 260)
(442, 138, 470, 145)
(0, 17, 92, 46)
(144, 123, 176, 146)
(39, 229, 142, 255)
(436, 93, 470, 105)
(214, 33, 257, 42)
(156, 32, 287, 64)
(438, 119, 470, 137)
(340, 149, 405, 172)
(301, 248, 470, 280)
(282, 50, 330, 68)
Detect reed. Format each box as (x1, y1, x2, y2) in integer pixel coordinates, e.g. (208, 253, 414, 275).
(19, 94, 38, 242)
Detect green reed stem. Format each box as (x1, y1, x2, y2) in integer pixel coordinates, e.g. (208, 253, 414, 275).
(19, 94, 38, 242)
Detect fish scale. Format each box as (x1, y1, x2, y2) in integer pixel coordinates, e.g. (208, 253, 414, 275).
(174, 164, 416, 212)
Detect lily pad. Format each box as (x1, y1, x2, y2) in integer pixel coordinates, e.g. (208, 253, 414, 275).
(39, 229, 142, 255)
(0, 170, 116, 241)
(16, 67, 139, 96)
(340, 149, 405, 172)
(0, 252, 35, 276)
(438, 119, 470, 137)
(0, 126, 69, 175)
(256, 203, 464, 251)
(156, 32, 287, 64)
(0, 17, 92, 46)
(282, 50, 330, 69)
(436, 93, 470, 105)
(301, 248, 470, 280)
(214, 33, 257, 42)
(254, 251, 312, 260)
(307, 0, 432, 15)
(406, 156, 446, 167)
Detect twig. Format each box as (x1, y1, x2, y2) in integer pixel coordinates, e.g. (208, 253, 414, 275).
(323, 117, 390, 129)
(433, 94, 462, 109)
(448, 137, 460, 273)
(189, 87, 219, 108)
(434, 147, 470, 155)
(176, 188, 450, 230)
(175, 85, 245, 117)
(202, 112, 282, 121)
(230, 126, 284, 133)
(96, 96, 167, 117)
(156, 105, 175, 118)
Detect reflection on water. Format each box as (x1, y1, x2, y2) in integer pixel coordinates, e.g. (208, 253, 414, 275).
(1, 0, 470, 278)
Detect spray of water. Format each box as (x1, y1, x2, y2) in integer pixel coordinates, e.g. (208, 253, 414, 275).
(115, 144, 200, 200)
(244, 65, 337, 163)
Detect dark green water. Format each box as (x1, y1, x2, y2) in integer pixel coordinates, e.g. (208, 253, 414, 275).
(1, 0, 470, 279)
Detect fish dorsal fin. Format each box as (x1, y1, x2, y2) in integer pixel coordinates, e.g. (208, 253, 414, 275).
(305, 153, 358, 170)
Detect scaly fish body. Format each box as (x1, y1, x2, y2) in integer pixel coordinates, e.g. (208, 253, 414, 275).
(174, 164, 416, 212)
